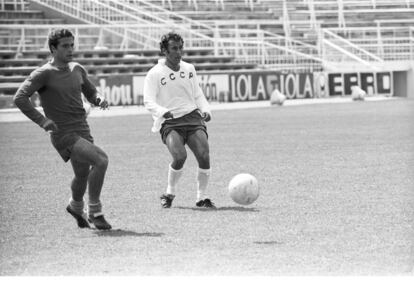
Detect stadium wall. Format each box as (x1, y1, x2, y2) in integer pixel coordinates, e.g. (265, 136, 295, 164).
(407, 63, 414, 99)
(1, 70, 409, 109)
(87, 70, 406, 107)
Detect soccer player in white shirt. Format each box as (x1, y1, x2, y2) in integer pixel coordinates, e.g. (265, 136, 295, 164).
(144, 32, 215, 209)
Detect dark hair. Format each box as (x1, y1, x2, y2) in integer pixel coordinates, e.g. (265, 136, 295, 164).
(48, 28, 74, 53)
(159, 32, 184, 54)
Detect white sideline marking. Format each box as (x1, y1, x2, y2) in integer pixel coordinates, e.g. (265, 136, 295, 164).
(0, 96, 396, 123)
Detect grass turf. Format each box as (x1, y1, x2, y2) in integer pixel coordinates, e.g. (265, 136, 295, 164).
(0, 99, 413, 275)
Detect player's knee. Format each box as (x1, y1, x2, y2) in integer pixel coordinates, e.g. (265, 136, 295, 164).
(172, 151, 186, 168)
(95, 153, 109, 170)
(197, 149, 210, 165)
(173, 156, 186, 168)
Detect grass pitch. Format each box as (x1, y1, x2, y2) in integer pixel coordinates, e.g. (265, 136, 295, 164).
(0, 99, 413, 275)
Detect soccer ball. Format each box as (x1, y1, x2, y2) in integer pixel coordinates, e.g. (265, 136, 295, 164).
(83, 101, 91, 116)
(228, 173, 259, 205)
(351, 85, 366, 101)
(270, 89, 286, 106)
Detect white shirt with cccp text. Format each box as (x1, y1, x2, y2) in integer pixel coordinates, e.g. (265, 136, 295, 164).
(143, 59, 211, 132)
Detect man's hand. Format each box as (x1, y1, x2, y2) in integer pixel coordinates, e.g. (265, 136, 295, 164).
(163, 111, 174, 119)
(41, 118, 58, 133)
(202, 112, 211, 122)
(95, 97, 109, 110)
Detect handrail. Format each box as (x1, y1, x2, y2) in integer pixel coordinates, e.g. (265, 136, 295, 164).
(408, 26, 414, 60)
(322, 39, 375, 68)
(282, 0, 291, 38)
(325, 26, 413, 61)
(187, 0, 254, 11)
(323, 29, 384, 62)
(374, 19, 414, 27)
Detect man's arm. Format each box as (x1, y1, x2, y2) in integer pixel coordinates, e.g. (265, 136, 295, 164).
(79, 65, 108, 109)
(13, 70, 58, 131)
(192, 68, 212, 122)
(143, 72, 170, 118)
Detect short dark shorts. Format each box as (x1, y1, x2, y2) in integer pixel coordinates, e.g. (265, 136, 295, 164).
(50, 130, 94, 162)
(160, 109, 208, 144)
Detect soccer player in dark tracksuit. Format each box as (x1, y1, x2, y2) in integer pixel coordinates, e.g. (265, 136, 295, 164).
(13, 29, 112, 230)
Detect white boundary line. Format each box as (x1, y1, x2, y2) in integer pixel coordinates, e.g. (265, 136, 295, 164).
(0, 96, 397, 123)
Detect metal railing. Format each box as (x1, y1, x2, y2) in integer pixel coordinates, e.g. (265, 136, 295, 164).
(342, 0, 413, 8)
(411, 27, 414, 60)
(374, 18, 414, 28)
(0, 24, 214, 52)
(305, 0, 414, 31)
(321, 28, 385, 70)
(26, 0, 326, 70)
(212, 27, 321, 58)
(162, 0, 253, 11)
(31, 0, 215, 46)
(282, 0, 291, 38)
(212, 38, 323, 71)
(2, 0, 411, 70)
(0, 0, 26, 10)
(0, 23, 324, 71)
(325, 26, 414, 61)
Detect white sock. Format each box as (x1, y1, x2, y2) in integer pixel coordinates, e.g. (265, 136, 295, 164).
(69, 198, 85, 215)
(197, 168, 211, 201)
(166, 164, 183, 195)
(87, 201, 102, 217)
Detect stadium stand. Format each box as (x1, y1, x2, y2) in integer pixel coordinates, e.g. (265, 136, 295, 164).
(0, 1, 259, 99)
(0, 0, 413, 103)
(0, 0, 65, 24)
(125, 0, 413, 68)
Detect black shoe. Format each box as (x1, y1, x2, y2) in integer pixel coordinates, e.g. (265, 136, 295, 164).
(160, 194, 175, 208)
(88, 213, 112, 230)
(196, 198, 216, 209)
(66, 205, 90, 228)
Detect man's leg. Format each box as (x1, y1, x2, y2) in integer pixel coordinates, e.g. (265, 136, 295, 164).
(71, 138, 108, 203)
(66, 159, 91, 228)
(187, 130, 215, 208)
(160, 131, 186, 208)
(70, 159, 89, 202)
(70, 138, 111, 229)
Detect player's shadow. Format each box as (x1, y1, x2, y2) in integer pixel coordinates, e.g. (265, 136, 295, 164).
(217, 206, 259, 212)
(253, 241, 284, 245)
(176, 206, 259, 212)
(92, 229, 164, 238)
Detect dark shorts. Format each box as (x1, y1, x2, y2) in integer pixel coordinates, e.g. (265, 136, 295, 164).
(160, 109, 208, 144)
(50, 130, 94, 162)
